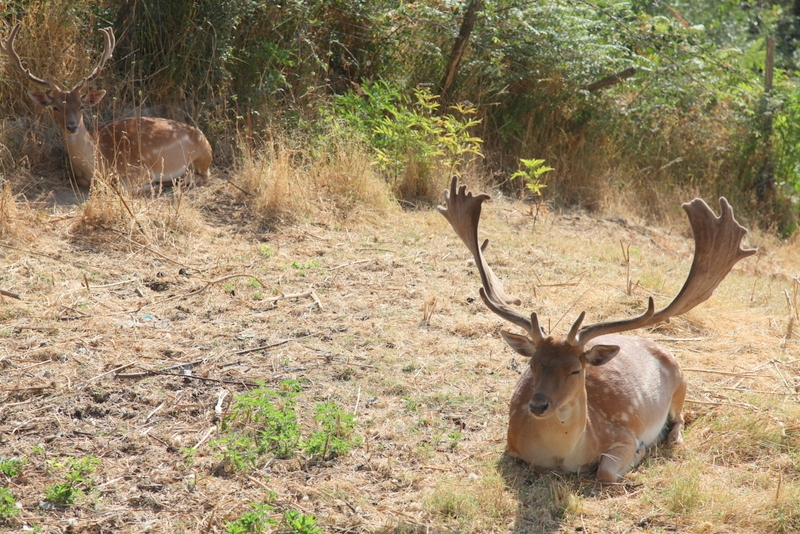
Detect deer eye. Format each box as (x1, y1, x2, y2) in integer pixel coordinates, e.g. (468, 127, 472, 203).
(568, 370, 580, 376)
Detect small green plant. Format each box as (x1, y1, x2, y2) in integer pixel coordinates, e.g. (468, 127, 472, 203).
(304, 402, 362, 461)
(215, 380, 303, 470)
(511, 158, 554, 196)
(282, 509, 323, 534)
(31, 445, 45, 456)
(44, 455, 100, 506)
(403, 396, 418, 412)
(0, 487, 19, 523)
(258, 245, 274, 258)
(290, 260, 323, 277)
(44, 482, 80, 505)
(0, 458, 24, 478)
(447, 429, 462, 450)
(225, 502, 277, 534)
(181, 447, 196, 468)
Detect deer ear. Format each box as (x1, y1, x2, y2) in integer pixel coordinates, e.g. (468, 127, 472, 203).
(500, 330, 536, 357)
(585, 344, 620, 366)
(82, 90, 106, 106)
(28, 91, 53, 107)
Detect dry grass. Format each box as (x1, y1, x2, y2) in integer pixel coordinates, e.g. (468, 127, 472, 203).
(0, 176, 799, 534)
(231, 133, 394, 229)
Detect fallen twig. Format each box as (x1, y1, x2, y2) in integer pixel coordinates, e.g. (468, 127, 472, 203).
(144, 274, 269, 307)
(235, 339, 290, 355)
(113, 359, 205, 378)
(329, 259, 372, 271)
(193, 426, 216, 450)
(0, 288, 21, 300)
(682, 368, 767, 378)
(115, 367, 257, 387)
(685, 398, 758, 410)
(214, 389, 229, 422)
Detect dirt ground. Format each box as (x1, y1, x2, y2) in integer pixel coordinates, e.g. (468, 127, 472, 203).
(1, 177, 799, 533)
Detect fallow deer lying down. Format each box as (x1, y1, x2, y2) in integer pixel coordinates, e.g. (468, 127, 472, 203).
(2, 23, 212, 193)
(438, 177, 756, 482)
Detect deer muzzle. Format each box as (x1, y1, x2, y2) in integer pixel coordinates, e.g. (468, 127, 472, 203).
(528, 393, 552, 417)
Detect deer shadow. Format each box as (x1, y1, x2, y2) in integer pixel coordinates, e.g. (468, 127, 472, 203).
(496, 452, 627, 534)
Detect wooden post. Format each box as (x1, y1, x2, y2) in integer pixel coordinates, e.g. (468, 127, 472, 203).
(439, 0, 483, 106)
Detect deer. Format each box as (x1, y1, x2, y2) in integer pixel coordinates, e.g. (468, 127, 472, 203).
(2, 23, 212, 192)
(438, 177, 756, 482)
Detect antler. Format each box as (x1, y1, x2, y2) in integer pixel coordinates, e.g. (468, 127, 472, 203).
(439, 178, 757, 350)
(71, 27, 115, 92)
(574, 197, 757, 348)
(1, 23, 57, 89)
(438, 177, 543, 340)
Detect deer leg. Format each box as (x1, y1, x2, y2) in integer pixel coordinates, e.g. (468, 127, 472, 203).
(665, 381, 687, 445)
(596, 438, 641, 483)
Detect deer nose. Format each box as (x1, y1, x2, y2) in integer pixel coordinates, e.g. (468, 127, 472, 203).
(65, 122, 78, 134)
(529, 394, 551, 416)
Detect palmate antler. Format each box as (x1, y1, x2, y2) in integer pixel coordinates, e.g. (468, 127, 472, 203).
(2, 23, 115, 92)
(438, 177, 757, 349)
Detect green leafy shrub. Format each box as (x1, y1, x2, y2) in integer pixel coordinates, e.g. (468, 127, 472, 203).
(0, 488, 18, 523)
(225, 502, 276, 534)
(331, 81, 483, 201)
(0, 459, 25, 478)
(43, 455, 100, 505)
(305, 402, 362, 461)
(283, 509, 323, 534)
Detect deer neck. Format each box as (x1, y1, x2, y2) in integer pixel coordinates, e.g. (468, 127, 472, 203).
(58, 121, 99, 183)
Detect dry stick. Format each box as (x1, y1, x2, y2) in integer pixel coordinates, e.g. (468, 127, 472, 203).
(0, 242, 90, 269)
(235, 330, 320, 355)
(193, 426, 216, 450)
(99, 225, 193, 269)
(0, 288, 21, 300)
(85, 279, 137, 290)
(214, 390, 229, 422)
(144, 274, 270, 307)
(682, 368, 768, 378)
(685, 398, 758, 410)
(620, 239, 632, 296)
(87, 363, 135, 382)
(329, 259, 371, 271)
(116, 369, 258, 387)
(235, 339, 290, 355)
(114, 359, 206, 378)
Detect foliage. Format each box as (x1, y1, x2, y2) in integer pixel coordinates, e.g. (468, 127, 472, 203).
(3, 0, 800, 230)
(511, 159, 554, 197)
(0, 459, 24, 478)
(225, 502, 277, 534)
(219, 380, 302, 462)
(282, 509, 323, 534)
(304, 402, 362, 461)
(330, 81, 483, 201)
(43, 455, 100, 505)
(215, 380, 361, 471)
(0, 488, 18, 523)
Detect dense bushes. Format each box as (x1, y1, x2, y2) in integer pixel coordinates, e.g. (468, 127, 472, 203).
(2, 0, 799, 233)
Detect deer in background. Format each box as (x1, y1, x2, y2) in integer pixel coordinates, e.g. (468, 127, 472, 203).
(438, 177, 756, 482)
(2, 23, 212, 192)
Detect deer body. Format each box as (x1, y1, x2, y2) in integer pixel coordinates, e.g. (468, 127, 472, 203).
(506, 335, 685, 481)
(4, 24, 212, 191)
(438, 177, 754, 482)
